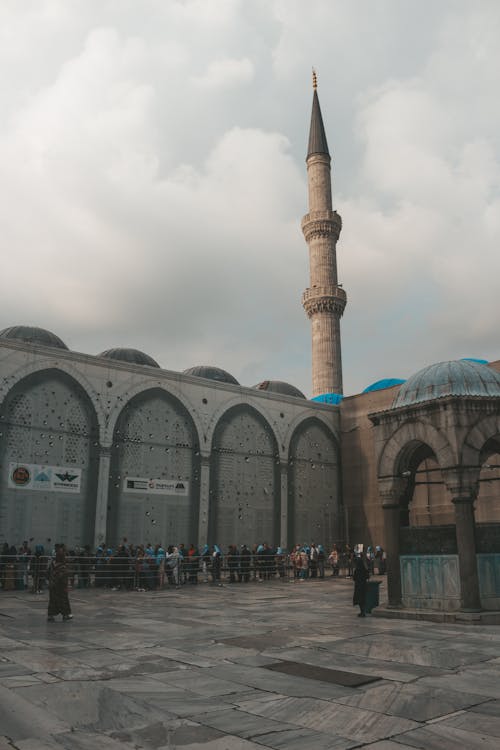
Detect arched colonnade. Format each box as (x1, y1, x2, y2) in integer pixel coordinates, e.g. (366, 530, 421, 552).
(0, 364, 341, 551)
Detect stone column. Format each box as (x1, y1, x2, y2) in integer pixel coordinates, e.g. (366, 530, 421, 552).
(197, 454, 211, 548)
(94, 446, 111, 548)
(382, 501, 403, 607)
(279, 460, 288, 550)
(453, 494, 481, 611)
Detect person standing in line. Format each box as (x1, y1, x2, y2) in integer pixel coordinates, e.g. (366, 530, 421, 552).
(317, 545, 326, 578)
(352, 554, 369, 618)
(239, 544, 251, 582)
(31, 545, 46, 593)
(211, 545, 222, 585)
(309, 543, 319, 578)
(47, 547, 72, 622)
(328, 544, 340, 576)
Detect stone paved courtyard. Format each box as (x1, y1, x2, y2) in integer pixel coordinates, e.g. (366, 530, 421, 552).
(1, 576, 500, 749)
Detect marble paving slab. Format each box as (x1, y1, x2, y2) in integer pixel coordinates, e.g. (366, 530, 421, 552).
(418, 669, 500, 699)
(235, 695, 421, 743)
(394, 722, 500, 749)
(15, 681, 171, 731)
(109, 717, 226, 748)
(441, 709, 500, 738)
(253, 726, 359, 750)
(324, 634, 499, 668)
(261, 645, 443, 682)
(207, 663, 358, 700)
(193, 708, 305, 740)
(470, 698, 500, 716)
(335, 680, 489, 721)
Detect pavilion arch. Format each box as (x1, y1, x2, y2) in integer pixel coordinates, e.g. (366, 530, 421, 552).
(209, 403, 280, 549)
(378, 419, 456, 480)
(462, 413, 500, 467)
(104, 379, 202, 447)
(465, 416, 500, 524)
(288, 416, 341, 548)
(107, 387, 201, 547)
(0, 367, 100, 547)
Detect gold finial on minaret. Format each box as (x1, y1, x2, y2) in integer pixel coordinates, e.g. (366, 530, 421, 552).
(312, 68, 317, 90)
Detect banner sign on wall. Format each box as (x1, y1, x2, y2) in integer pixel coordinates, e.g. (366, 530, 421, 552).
(123, 477, 189, 496)
(8, 463, 82, 493)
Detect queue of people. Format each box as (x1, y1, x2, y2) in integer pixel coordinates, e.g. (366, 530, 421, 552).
(1, 539, 386, 595)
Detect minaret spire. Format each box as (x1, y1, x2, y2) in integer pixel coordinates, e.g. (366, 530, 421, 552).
(301, 75, 347, 397)
(308, 70, 329, 159)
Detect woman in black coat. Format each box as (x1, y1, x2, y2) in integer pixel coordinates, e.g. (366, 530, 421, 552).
(47, 548, 72, 621)
(353, 555, 369, 617)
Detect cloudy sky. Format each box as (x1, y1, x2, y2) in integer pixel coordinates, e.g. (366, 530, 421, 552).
(1, 1, 499, 397)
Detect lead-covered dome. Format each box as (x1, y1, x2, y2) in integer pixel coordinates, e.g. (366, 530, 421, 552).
(253, 380, 306, 399)
(183, 366, 239, 385)
(99, 348, 160, 368)
(0, 325, 68, 350)
(392, 360, 500, 408)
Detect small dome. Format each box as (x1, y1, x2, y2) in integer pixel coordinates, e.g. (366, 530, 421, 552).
(99, 348, 160, 368)
(363, 378, 406, 394)
(0, 325, 68, 350)
(183, 366, 239, 385)
(311, 392, 343, 405)
(253, 380, 306, 399)
(392, 360, 500, 409)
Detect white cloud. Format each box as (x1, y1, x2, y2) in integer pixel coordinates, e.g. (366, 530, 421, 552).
(191, 57, 254, 89)
(0, 1, 499, 397)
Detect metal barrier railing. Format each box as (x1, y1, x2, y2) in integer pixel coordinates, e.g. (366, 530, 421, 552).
(0, 552, 385, 592)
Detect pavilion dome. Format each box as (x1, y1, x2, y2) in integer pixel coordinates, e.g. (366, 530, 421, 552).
(183, 366, 239, 385)
(253, 380, 306, 399)
(99, 348, 160, 368)
(392, 360, 500, 409)
(0, 325, 68, 350)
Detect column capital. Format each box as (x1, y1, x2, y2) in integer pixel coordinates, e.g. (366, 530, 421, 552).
(442, 467, 479, 500)
(452, 494, 477, 505)
(378, 476, 409, 508)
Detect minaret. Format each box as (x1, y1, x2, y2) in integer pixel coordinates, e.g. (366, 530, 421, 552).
(302, 70, 346, 398)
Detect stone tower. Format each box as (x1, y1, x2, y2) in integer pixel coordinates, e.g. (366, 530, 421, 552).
(302, 72, 346, 398)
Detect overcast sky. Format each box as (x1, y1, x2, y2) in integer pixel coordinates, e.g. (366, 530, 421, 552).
(1, 1, 499, 397)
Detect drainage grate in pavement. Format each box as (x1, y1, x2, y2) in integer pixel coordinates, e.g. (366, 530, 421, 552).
(263, 660, 381, 687)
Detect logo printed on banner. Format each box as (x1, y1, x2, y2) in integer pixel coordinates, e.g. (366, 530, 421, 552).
(124, 477, 190, 496)
(11, 466, 31, 486)
(55, 472, 79, 483)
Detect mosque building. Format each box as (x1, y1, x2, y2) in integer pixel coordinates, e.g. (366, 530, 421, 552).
(1, 76, 499, 613)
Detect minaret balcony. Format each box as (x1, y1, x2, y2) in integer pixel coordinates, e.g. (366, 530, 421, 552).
(301, 211, 342, 241)
(302, 285, 347, 318)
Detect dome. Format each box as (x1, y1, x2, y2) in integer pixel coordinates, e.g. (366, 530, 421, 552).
(392, 360, 500, 409)
(363, 378, 406, 394)
(99, 348, 160, 368)
(0, 325, 68, 350)
(253, 380, 306, 399)
(183, 366, 239, 385)
(311, 393, 343, 405)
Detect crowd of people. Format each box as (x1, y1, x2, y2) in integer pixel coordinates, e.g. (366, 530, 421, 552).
(0, 539, 386, 594)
